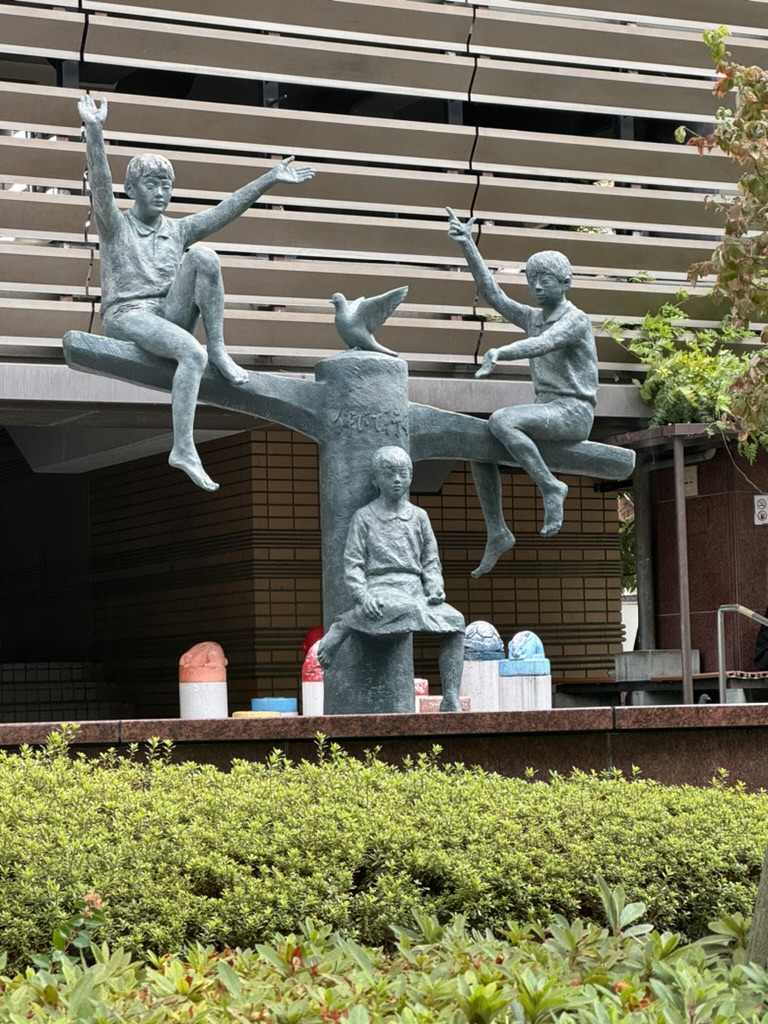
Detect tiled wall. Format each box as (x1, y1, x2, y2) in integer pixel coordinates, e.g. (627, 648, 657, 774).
(414, 466, 622, 682)
(0, 662, 116, 722)
(89, 427, 623, 717)
(0, 429, 93, 666)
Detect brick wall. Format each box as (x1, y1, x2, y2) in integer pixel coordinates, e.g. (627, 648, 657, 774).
(89, 427, 623, 716)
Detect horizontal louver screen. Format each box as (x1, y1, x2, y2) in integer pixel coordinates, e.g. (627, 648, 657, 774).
(0, 0, 755, 389)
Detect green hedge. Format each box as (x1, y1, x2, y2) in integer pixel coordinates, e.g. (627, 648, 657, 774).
(2, 730, 768, 966)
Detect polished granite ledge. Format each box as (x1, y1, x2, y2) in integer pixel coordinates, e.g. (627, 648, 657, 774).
(3, 706, 768, 786)
(614, 703, 768, 729)
(0, 704, 767, 747)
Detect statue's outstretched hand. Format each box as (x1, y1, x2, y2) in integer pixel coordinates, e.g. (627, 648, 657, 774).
(446, 207, 476, 245)
(273, 155, 316, 184)
(475, 348, 499, 378)
(78, 95, 107, 127)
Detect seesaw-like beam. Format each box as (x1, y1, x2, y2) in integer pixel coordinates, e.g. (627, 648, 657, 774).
(63, 331, 324, 443)
(64, 331, 636, 480)
(409, 403, 636, 480)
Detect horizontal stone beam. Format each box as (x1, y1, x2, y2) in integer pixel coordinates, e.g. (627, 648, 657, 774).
(409, 403, 636, 480)
(63, 331, 323, 442)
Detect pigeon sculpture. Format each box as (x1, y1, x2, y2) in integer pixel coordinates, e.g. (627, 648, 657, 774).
(330, 286, 408, 357)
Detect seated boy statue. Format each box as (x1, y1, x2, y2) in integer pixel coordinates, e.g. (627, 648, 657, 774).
(78, 94, 315, 492)
(317, 446, 466, 712)
(447, 208, 599, 577)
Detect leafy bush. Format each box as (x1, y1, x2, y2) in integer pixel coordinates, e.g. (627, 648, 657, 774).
(2, 730, 768, 969)
(3, 904, 768, 1022)
(605, 298, 752, 428)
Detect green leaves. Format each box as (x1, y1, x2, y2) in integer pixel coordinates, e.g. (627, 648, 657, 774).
(605, 297, 768, 458)
(703, 25, 730, 66)
(455, 974, 509, 1023)
(1, 918, 767, 1023)
(215, 959, 242, 997)
(606, 299, 752, 428)
(668, 30, 768, 459)
(596, 879, 652, 940)
(2, 745, 768, 1021)
(2, 734, 768, 976)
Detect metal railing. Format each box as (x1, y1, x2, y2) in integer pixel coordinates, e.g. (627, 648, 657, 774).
(717, 604, 768, 704)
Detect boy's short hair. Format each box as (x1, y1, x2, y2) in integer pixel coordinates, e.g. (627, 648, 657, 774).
(525, 250, 572, 284)
(371, 446, 412, 479)
(124, 154, 175, 196)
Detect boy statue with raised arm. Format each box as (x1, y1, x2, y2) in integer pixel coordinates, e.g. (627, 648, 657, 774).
(78, 94, 315, 492)
(446, 208, 599, 577)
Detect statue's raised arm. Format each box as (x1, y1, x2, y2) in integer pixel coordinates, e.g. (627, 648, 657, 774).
(78, 96, 122, 239)
(446, 207, 529, 330)
(183, 156, 315, 245)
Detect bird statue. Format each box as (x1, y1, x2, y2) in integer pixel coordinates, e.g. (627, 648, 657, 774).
(330, 286, 408, 357)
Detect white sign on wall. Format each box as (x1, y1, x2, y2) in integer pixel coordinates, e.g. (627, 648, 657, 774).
(755, 495, 768, 526)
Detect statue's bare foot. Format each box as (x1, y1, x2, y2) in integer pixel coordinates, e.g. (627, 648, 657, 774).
(439, 694, 462, 712)
(316, 638, 333, 669)
(540, 480, 568, 537)
(316, 626, 345, 668)
(471, 526, 515, 578)
(211, 353, 249, 386)
(169, 450, 219, 492)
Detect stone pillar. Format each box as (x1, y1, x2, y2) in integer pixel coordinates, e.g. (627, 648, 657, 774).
(301, 640, 325, 716)
(460, 620, 504, 712)
(178, 641, 228, 718)
(498, 630, 552, 711)
(315, 350, 414, 714)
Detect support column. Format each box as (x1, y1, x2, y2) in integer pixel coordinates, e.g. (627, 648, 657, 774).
(673, 437, 694, 704)
(634, 456, 655, 650)
(315, 350, 414, 714)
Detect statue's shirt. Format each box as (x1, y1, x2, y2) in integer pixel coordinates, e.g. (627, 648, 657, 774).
(344, 502, 444, 597)
(518, 300, 598, 407)
(99, 211, 191, 319)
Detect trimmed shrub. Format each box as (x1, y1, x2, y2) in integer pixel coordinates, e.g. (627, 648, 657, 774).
(3, 907, 768, 1022)
(1, 730, 768, 967)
